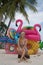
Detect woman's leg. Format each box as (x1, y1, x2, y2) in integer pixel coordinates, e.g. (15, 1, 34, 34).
(20, 49, 25, 60)
(17, 48, 22, 55)
(25, 51, 30, 59)
(17, 48, 26, 62)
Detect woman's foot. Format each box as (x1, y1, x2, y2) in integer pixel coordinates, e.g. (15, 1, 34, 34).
(18, 54, 30, 59)
(18, 55, 21, 58)
(23, 57, 28, 62)
(18, 58, 23, 63)
(25, 55, 30, 59)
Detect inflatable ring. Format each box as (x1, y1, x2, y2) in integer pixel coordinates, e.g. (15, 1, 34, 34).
(27, 40, 39, 55)
(7, 28, 16, 39)
(10, 29, 16, 39)
(5, 43, 18, 54)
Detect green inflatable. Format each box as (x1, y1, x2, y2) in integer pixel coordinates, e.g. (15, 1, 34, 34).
(39, 41, 43, 50)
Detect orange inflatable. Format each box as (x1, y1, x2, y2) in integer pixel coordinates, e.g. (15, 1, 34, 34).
(27, 40, 39, 55)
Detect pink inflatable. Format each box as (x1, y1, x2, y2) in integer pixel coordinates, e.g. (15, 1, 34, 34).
(25, 35, 40, 41)
(5, 43, 17, 54)
(16, 19, 41, 41)
(34, 24, 41, 35)
(22, 30, 37, 35)
(16, 19, 23, 33)
(34, 24, 41, 31)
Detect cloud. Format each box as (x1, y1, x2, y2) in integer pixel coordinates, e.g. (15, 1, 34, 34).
(9, 11, 43, 27)
(37, 0, 43, 11)
(29, 12, 43, 25)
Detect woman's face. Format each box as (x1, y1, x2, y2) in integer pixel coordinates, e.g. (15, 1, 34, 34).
(20, 32, 25, 38)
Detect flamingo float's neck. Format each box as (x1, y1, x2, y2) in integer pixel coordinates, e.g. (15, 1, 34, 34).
(16, 19, 23, 33)
(34, 24, 41, 32)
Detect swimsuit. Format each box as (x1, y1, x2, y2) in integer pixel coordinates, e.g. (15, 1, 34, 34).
(19, 40, 28, 52)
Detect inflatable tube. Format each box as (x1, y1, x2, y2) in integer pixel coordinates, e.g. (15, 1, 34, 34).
(10, 29, 16, 39)
(25, 35, 41, 41)
(7, 37, 17, 44)
(27, 40, 39, 55)
(5, 43, 18, 54)
(10, 30, 20, 40)
(7, 28, 20, 44)
(0, 36, 7, 43)
(7, 28, 15, 38)
(22, 30, 37, 35)
(0, 36, 18, 44)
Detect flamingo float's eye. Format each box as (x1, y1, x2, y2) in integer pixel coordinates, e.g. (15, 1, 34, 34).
(16, 23, 18, 26)
(39, 28, 41, 31)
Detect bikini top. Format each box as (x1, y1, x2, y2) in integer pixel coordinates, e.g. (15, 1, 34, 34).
(19, 39, 26, 48)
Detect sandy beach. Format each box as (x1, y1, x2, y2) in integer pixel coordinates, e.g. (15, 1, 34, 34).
(0, 49, 43, 65)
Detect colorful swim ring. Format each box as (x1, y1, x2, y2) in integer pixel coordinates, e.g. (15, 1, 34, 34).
(27, 40, 39, 55)
(10, 29, 20, 43)
(7, 28, 15, 39)
(10, 29, 16, 39)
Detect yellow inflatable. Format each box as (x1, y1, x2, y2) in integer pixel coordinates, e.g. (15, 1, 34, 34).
(27, 40, 39, 55)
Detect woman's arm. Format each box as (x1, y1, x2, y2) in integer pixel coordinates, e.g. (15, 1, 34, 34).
(23, 39, 27, 49)
(18, 39, 21, 49)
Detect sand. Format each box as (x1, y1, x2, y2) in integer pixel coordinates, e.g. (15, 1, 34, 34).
(0, 49, 43, 65)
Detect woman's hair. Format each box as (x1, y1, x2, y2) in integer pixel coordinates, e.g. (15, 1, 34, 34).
(20, 32, 25, 37)
(21, 32, 25, 35)
(19, 32, 25, 43)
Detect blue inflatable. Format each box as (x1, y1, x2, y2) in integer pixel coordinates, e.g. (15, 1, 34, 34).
(0, 36, 7, 43)
(0, 33, 20, 44)
(10, 29, 16, 39)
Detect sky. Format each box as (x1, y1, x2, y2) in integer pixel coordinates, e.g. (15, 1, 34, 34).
(5, 0, 43, 41)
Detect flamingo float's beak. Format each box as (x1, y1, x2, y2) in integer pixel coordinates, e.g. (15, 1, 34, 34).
(39, 28, 41, 31)
(16, 23, 18, 26)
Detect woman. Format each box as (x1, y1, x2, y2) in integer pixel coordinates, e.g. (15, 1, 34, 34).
(17, 32, 30, 62)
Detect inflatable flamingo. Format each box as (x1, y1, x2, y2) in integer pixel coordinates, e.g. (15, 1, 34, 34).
(16, 19, 23, 33)
(34, 24, 41, 32)
(16, 19, 41, 41)
(16, 19, 37, 34)
(34, 24, 41, 35)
